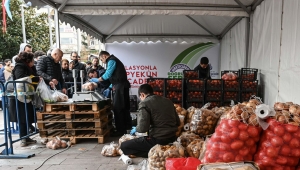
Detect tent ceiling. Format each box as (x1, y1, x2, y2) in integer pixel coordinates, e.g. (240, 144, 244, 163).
(28, 0, 260, 43)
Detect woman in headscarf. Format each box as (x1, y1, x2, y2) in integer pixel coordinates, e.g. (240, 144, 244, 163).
(9, 52, 39, 147)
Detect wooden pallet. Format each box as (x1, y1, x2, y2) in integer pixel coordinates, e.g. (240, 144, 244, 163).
(41, 127, 112, 144)
(39, 119, 112, 136)
(37, 106, 111, 120)
(38, 118, 112, 129)
(44, 101, 110, 112)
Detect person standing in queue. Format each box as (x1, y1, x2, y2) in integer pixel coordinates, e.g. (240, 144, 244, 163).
(90, 51, 131, 136)
(194, 57, 211, 79)
(9, 52, 40, 146)
(120, 84, 180, 158)
(36, 48, 67, 94)
(70, 52, 86, 78)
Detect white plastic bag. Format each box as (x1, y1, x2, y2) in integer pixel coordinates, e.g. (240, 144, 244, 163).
(36, 79, 56, 103)
(52, 90, 68, 102)
(15, 76, 35, 103)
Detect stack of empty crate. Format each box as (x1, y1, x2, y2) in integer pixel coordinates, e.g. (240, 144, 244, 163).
(37, 100, 113, 144)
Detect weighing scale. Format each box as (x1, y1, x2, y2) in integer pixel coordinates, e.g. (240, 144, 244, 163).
(71, 69, 107, 102)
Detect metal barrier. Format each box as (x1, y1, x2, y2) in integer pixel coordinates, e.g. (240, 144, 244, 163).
(0, 80, 37, 158)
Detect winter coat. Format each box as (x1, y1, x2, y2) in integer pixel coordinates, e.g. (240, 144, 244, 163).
(136, 95, 180, 140)
(9, 62, 37, 123)
(36, 55, 66, 90)
(3, 66, 12, 81)
(73, 62, 86, 80)
(194, 64, 211, 79)
(0, 67, 5, 83)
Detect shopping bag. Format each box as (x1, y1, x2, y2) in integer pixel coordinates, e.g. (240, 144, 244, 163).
(165, 157, 201, 170)
(51, 90, 68, 102)
(15, 76, 35, 103)
(36, 79, 56, 103)
(32, 93, 44, 107)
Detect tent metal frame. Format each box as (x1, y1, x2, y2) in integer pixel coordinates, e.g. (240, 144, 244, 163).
(28, 0, 265, 45)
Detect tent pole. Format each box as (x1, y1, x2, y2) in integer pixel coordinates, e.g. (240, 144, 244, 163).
(54, 9, 60, 48)
(245, 17, 250, 67)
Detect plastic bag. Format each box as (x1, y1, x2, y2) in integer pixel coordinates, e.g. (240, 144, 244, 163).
(82, 82, 98, 91)
(32, 93, 44, 107)
(36, 79, 56, 103)
(221, 72, 238, 81)
(52, 90, 68, 102)
(202, 119, 262, 163)
(15, 76, 35, 103)
(177, 132, 202, 147)
(46, 136, 68, 150)
(119, 134, 139, 146)
(148, 142, 185, 170)
(254, 118, 300, 170)
(175, 115, 185, 137)
(127, 159, 148, 170)
(186, 106, 196, 124)
(189, 108, 221, 137)
(165, 157, 201, 170)
(186, 139, 204, 158)
(101, 142, 119, 157)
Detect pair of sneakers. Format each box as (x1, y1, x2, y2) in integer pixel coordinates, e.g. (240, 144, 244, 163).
(20, 138, 37, 147)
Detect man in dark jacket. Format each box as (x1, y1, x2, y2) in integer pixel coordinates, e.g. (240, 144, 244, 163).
(36, 48, 67, 94)
(70, 51, 86, 79)
(90, 51, 131, 136)
(194, 57, 211, 79)
(86, 57, 104, 73)
(120, 84, 180, 158)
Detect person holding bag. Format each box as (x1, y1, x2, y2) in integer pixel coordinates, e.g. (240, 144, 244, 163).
(9, 52, 40, 147)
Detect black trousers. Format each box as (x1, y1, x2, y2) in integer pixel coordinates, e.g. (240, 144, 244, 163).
(120, 136, 176, 158)
(113, 108, 132, 133)
(113, 86, 132, 133)
(19, 122, 29, 138)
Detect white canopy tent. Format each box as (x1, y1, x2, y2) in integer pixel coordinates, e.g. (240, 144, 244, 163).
(26, 0, 300, 105)
(27, 0, 260, 44)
